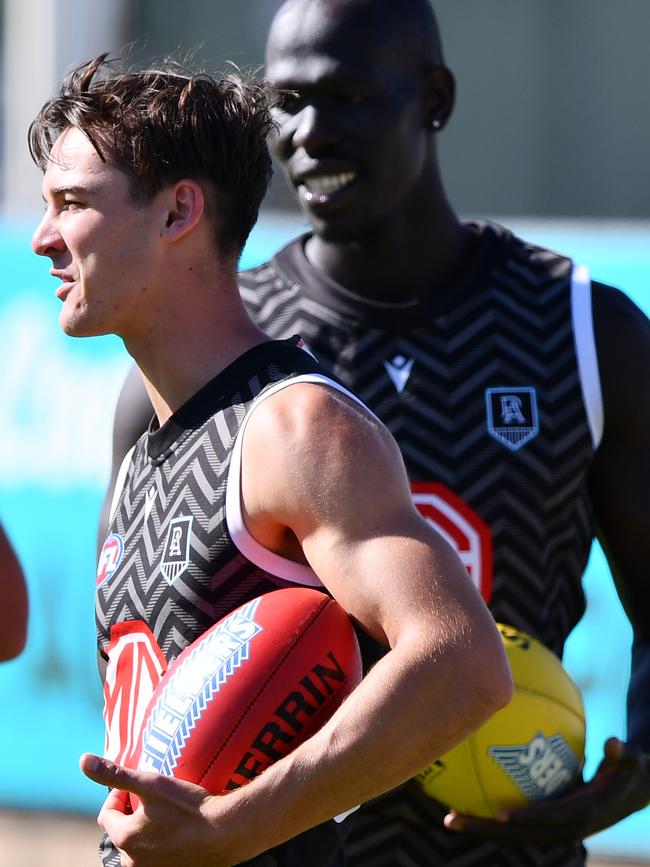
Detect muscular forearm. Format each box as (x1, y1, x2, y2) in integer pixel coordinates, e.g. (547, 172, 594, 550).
(206, 627, 511, 863)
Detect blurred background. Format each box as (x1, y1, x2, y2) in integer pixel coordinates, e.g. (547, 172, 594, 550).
(0, 0, 648, 864)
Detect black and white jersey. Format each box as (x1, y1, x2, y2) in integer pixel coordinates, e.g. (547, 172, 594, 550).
(239, 221, 601, 867)
(95, 337, 356, 867)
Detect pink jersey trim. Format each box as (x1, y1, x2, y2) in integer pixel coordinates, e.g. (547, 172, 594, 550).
(226, 373, 376, 585)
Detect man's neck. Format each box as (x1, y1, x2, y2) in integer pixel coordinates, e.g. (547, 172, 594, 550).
(304, 198, 473, 305)
(125, 277, 267, 427)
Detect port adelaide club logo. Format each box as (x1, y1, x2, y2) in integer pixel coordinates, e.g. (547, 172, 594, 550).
(485, 386, 539, 451)
(160, 515, 194, 584)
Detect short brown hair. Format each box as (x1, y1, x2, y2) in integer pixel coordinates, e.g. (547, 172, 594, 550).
(29, 54, 275, 257)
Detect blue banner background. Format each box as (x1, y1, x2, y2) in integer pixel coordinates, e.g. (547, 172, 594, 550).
(0, 216, 648, 858)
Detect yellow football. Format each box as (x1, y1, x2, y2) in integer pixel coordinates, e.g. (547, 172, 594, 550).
(416, 623, 586, 818)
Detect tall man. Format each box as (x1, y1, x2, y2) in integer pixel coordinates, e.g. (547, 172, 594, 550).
(258, 2, 650, 865)
(30, 54, 510, 867)
(100, 0, 650, 865)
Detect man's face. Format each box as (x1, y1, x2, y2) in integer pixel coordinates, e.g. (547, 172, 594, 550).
(32, 127, 161, 339)
(265, 4, 431, 242)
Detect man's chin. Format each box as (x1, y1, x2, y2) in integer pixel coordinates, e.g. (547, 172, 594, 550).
(59, 315, 109, 339)
(308, 212, 368, 244)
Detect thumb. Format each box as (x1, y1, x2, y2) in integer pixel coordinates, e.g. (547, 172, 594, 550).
(80, 752, 210, 809)
(80, 753, 158, 799)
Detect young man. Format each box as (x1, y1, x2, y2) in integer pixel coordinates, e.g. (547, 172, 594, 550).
(30, 55, 511, 867)
(100, 0, 650, 864)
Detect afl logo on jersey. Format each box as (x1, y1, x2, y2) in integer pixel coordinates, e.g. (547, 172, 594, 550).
(485, 386, 539, 451)
(97, 534, 125, 588)
(161, 515, 194, 585)
(411, 482, 493, 603)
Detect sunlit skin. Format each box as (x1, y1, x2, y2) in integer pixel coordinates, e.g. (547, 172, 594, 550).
(32, 127, 165, 342)
(32, 127, 265, 425)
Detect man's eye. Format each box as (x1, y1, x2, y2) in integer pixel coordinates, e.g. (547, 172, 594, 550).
(327, 93, 367, 107)
(275, 91, 302, 113)
(273, 90, 366, 114)
(62, 200, 82, 211)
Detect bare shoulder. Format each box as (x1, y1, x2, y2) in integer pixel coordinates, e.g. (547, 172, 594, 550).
(587, 283, 650, 634)
(592, 281, 648, 332)
(248, 381, 400, 469)
(592, 281, 650, 369)
(242, 380, 410, 529)
(591, 282, 650, 428)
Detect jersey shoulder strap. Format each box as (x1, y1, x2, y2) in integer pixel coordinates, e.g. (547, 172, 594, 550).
(571, 264, 604, 449)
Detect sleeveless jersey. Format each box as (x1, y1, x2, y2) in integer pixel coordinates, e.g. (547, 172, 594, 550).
(239, 221, 601, 867)
(95, 338, 353, 867)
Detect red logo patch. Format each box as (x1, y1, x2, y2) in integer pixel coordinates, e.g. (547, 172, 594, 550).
(411, 482, 493, 602)
(103, 620, 168, 767)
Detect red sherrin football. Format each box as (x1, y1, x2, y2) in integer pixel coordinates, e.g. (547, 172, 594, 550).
(134, 587, 362, 794)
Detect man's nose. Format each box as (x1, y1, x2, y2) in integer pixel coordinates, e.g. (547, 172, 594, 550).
(32, 213, 65, 258)
(291, 104, 339, 154)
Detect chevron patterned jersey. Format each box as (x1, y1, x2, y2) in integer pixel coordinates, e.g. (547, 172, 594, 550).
(238, 220, 598, 866)
(95, 338, 349, 867)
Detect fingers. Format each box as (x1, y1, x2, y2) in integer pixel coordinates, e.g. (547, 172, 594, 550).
(443, 810, 460, 831)
(102, 785, 133, 815)
(98, 791, 135, 836)
(442, 750, 650, 847)
(601, 737, 648, 771)
(603, 736, 624, 759)
(443, 810, 508, 834)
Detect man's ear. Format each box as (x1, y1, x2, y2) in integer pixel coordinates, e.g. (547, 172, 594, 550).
(160, 180, 205, 242)
(423, 65, 455, 132)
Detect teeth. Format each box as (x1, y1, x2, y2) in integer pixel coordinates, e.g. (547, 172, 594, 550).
(303, 172, 356, 196)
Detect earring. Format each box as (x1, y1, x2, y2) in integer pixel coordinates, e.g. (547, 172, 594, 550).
(431, 118, 442, 129)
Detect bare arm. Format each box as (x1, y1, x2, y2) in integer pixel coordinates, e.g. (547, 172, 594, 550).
(589, 282, 650, 751)
(81, 382, 512, 866)
(218, 383, 512, 855)
(97, 364, 153, 550)
(0, 523, 28, 660)
(444, 282, 650, 845)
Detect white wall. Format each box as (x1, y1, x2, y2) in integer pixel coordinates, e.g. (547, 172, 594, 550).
(2, 0, 129, 217)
